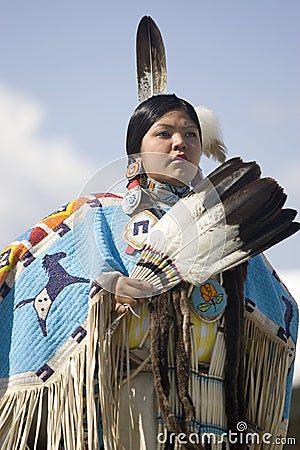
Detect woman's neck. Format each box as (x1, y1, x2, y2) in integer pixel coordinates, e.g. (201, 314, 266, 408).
(143, 177, 190, 205)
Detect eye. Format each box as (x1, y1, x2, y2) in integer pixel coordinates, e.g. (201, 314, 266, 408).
(185, 131, 197, 137)
(156, 130, 171, 138)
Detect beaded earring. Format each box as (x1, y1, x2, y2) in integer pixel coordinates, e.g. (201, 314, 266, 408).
(126, 161, 143, 189)
(122, 160, 144, 214)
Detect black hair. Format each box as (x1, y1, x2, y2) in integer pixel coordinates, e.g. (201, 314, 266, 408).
(126, 94, 202, 157)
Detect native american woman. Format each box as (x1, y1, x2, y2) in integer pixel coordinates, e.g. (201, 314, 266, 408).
(0, 17, 298, 450)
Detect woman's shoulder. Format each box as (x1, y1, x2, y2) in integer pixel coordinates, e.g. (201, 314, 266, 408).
(2, 192, 124, 246)
(0, 192, 125, 290)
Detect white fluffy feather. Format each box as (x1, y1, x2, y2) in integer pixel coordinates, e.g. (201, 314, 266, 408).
(195, 105, 227, 163)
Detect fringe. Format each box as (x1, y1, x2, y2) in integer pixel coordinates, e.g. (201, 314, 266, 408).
(156, 319, 228, 450)
(244, 315, 289, 449)
(90, 289, 147, 450)
(0, 342, 86, 450)
(157, 313, 290, 450)
(0, 288, 290, 450)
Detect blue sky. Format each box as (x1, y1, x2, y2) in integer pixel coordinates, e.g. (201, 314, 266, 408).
(1, 1, 299, 379)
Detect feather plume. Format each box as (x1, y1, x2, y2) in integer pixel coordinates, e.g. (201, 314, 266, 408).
(136, 16, 167, 103)
(130, 158, 299, 291)
(195, 105, 227, 163)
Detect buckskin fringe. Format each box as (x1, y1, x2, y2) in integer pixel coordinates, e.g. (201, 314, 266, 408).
(1, 289, 290, 450)
(244, 315, 289, 448)
(86, 292, 290, 450)
(157, 323, 229, 450)
(0, 341, 87, 450)
(87, 289, 115, 450)
(88, 289, 141, 450)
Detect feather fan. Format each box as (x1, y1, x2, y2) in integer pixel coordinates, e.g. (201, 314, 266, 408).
(130, 158, 299, 291)
(136, 16, 167, 103)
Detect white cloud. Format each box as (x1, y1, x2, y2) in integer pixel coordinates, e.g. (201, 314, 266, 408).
(0, 83, 96, 248)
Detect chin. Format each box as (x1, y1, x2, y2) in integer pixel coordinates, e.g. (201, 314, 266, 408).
(167, 168, 196, 186)
(160, 176, 191, 187)
(168, 179, 187, 187)
(147, 167, 196, 186)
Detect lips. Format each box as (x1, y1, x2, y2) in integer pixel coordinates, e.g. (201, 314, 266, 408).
(173, 153, 188, 162)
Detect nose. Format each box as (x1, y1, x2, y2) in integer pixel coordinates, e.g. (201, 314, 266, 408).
(172, 133, 187, 150)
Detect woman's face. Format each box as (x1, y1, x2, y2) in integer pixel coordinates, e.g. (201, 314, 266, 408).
(140, 109, 202, 186)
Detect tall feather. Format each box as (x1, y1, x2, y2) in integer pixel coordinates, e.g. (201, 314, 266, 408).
(136, 16, 167, 103)
(135, 17, 227, 163)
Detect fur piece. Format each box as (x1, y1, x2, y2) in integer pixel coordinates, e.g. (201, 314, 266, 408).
(149, 271, 249, 450)
(149, 285, 204, 450)
(195, 105, 227, 163)
(223, 263, 248, 450)
(149, 292, 178, 434)
(171, 284, 194, 427)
